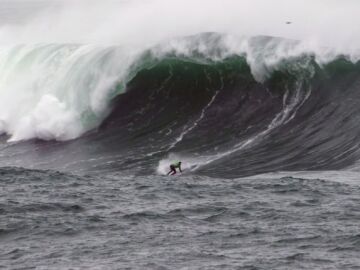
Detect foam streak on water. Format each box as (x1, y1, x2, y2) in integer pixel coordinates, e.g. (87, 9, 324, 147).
(169, 89, 221, 150)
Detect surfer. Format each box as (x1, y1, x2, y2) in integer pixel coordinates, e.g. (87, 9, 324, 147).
(167, 161, 182, 175)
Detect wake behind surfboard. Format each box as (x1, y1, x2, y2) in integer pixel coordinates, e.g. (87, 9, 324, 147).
(157, 154, 200, 175)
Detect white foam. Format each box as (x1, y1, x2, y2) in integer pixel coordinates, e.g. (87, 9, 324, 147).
(0, 44, 141, 141)
(0, 0, 358, 141)
(156, 153, 204, 175)
(9, 94, 81, 141)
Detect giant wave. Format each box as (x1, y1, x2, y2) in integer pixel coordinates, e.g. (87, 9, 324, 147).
(0, 33, 359, 176)
(0, 34, 355, 141)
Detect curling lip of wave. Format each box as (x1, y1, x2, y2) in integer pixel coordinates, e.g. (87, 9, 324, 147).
(0, 33, 355, 142)
(94, 43, 360, 176)
(0, 35, 358, 177)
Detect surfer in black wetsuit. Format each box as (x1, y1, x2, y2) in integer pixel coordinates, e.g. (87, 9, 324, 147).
(167, 161, 182, 175)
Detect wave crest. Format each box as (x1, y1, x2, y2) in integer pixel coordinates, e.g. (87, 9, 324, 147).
(0, 34, 357, 142)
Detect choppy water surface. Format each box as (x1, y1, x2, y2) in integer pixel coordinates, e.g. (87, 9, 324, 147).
(1, 168, 360, 269)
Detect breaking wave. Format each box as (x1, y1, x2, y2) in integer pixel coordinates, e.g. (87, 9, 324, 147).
(0, 33, 360, 176)
(0, 34, 355, 141)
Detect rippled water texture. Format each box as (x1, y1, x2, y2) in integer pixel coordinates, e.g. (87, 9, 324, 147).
(1, 168, 360, 269)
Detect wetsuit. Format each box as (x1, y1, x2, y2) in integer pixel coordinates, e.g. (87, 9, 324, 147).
(167, 161, 182, 175)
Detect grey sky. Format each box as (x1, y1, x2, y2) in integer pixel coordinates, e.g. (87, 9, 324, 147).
(0, 0, 358, 49)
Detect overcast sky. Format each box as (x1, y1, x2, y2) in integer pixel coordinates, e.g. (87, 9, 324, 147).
(0, 0, 358, 50)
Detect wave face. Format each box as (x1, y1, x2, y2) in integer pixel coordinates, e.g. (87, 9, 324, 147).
(0, 34, 360, 176)
(0, 34, 353, 141)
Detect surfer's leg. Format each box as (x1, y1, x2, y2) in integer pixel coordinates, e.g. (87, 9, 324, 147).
(168, 165, 175, 175)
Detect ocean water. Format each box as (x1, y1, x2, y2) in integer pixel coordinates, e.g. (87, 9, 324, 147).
(2, 169, 360, 269)
(1, 1, 360, 269)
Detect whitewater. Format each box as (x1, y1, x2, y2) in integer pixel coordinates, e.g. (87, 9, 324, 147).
(0, 0, 358, 142)
(1, 0, 360, 269)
